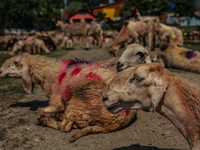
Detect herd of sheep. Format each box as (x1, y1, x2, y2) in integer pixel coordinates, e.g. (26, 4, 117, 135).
(0, 20, 103, 55)
(0, 11, 200, 150)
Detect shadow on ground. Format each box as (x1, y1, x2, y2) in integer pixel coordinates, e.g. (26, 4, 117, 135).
(10, 100, 48, 111)
(113, 144, 180, 150)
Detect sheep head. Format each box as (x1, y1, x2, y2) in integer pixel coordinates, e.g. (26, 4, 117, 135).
(117, 44, 151, 72)
(103, 63, 168, 114)
(0, 53, 34, 94)
(10, 41, 25, 55)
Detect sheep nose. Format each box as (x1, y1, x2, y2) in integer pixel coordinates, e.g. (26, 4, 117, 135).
(102, 93, 108, 102)
(116, 61, 124, 72)
(0, 69, 2, 74)
(117, 61, 123, 67)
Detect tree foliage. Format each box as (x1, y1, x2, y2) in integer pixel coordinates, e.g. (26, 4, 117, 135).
(0, 0, 195, 29)
(0, 0, 64, 29)
(173, 0, 195, 17)
(121, 0, 169, 18)
(68, 0, 108, 9)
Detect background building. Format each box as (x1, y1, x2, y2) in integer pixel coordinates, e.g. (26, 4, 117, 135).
(69, 9, 96, 23)
(91, 0, 125, 20)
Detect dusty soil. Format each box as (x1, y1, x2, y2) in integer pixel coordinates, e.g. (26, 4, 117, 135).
(0, 43, 199, 150)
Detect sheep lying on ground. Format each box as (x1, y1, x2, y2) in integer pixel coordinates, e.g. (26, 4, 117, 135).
(157, 38, 200, 73)
(0, 53, 136, 142)
(116, 44, 151, 72)
(103, 63, 200, 150)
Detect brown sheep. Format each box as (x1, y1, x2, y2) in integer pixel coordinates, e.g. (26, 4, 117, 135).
(103, 63, 200, 150)
(0, 53, 137, 142)
(56, 20, 90, 49)
(110, 17, 160, 56)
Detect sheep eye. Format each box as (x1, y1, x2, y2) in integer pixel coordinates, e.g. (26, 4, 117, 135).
(13, 61, 19, 66)
(130, 77, 135, 83)
(134, 74, 144, 82)
(136, 52, 145, 58)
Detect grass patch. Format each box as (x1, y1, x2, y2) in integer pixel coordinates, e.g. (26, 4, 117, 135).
(47, 49, 69, 58)
(184, 43, 200, 51)
(9, 118, 30, 129)
(0, 54, 12, 67)
(0, 78, 26, 107)
(2, 137, 30, 150)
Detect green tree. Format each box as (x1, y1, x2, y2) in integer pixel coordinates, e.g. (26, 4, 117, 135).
(174, 0, 195, 17)
(67, 0, 108, 9)
(0, 0, 64, 29)
(96, 12, 106, 21)
(121, 0, 169, 18)
(66, 1, 85, 14)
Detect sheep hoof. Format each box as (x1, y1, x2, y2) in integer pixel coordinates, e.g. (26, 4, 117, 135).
(38, 116, 48, 126)
(69, 136, 76, 143)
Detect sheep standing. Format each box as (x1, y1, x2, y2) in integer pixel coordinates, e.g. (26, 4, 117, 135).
(0, 53, 137, 142)
(110, 18, 160, 56)
(103, 63, 200, 150)
(157, 24, 183, 46)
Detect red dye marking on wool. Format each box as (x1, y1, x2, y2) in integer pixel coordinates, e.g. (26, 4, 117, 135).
(60, 60, 72, 71)
(124, 109, 130, 116)
(57, 72, 66, 87)
(63, 84, 73, 106)
(71, 66, 82, 77)
(63, 84, 71, 96)
(85, 72, 103, 82)
(57, 60, 73, 90)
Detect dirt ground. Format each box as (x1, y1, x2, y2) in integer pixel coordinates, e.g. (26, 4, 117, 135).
(0, 43, 199, 150)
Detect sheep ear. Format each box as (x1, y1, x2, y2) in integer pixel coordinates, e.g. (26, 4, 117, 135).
(150, 78, 167, 111)
(125, 21, 129, 26)
(22, 66, 32, 94)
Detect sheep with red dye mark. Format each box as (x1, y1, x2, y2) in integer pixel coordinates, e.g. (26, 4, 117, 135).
(0, 53, 137, 142)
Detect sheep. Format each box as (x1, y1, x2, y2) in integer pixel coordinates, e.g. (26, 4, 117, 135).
(172, 27, 184, 46)
(10, 37, 50, 55)
(103, 63, 200, 150)
(97, 44, 151, 73)
(56, 20, 90, 49)
(157, 24, 183, 46)
(157, 38, 200, 73)
(115, 44, 151, 72)
(0, 53, 137, 142)
(110, 17, 160, 56)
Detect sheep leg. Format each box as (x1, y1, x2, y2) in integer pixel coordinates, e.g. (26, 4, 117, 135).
(59, 119, 74, 132)
(40, 105, 65, 116)
(69, 39, 73, 49)
(79, 36, 83, 48)
(148, 32, 153, 52)
(59, 112, 74, 132)
(38, 116, 59, 129)
(41, 44, 50, 54)
(85, 36, 89, 50)
(32, 46, 37, 54)
(69, 126, 107, 142)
